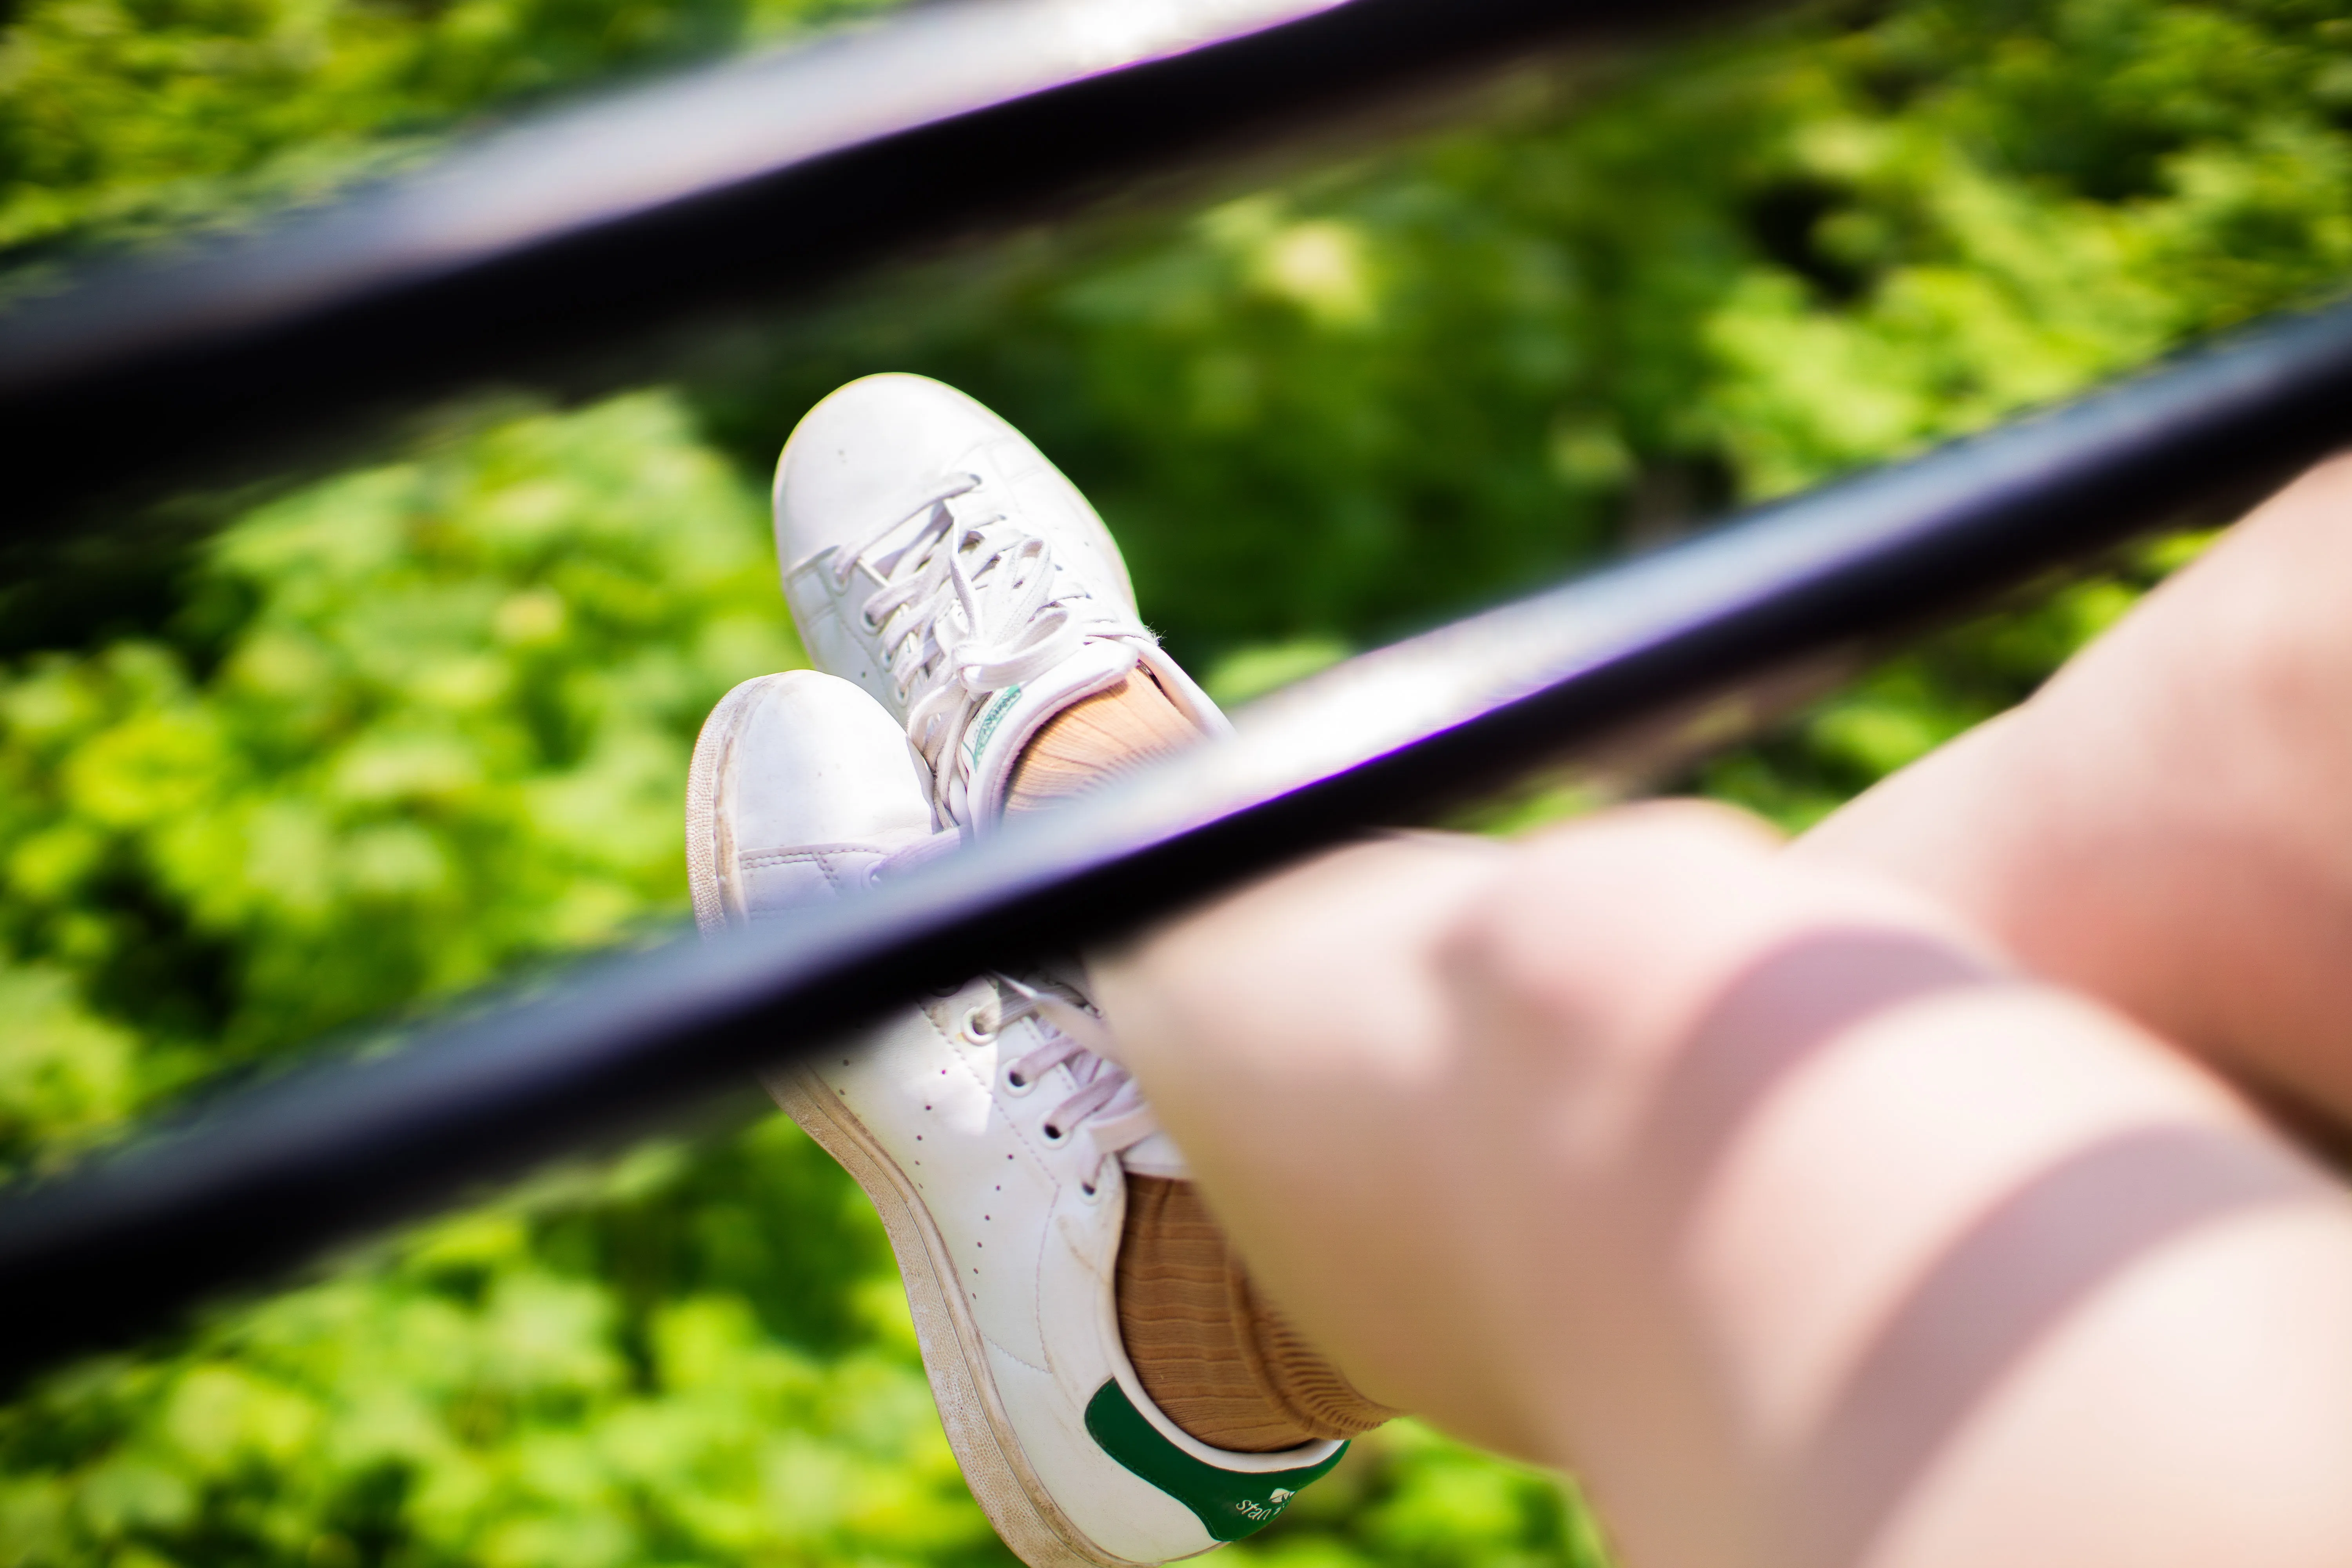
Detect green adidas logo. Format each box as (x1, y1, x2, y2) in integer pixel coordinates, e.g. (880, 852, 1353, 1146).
(1084, 1380, 1345, 1541)
(965, 684, 1022, 764)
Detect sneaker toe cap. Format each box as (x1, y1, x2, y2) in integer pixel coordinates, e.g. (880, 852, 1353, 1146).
(773, 372, 1012, 567)
(726, 671, 933, 849)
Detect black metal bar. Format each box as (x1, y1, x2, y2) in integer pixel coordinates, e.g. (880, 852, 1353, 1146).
(0, 0, 1740, 537)
(4, 298, 2350, 1388)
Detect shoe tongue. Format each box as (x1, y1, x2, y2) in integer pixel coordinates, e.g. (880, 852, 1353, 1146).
(955, 637, 1139, 827)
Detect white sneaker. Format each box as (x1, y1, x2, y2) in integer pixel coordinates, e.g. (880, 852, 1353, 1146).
(687, 670, 1347, 1568)
(771, 372, 1229, 830)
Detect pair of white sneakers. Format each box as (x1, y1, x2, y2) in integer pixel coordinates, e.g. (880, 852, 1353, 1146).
(686, 375, 1348, 1568)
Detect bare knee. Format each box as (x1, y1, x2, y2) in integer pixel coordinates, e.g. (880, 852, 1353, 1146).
(1433, 800, 2015, 1174)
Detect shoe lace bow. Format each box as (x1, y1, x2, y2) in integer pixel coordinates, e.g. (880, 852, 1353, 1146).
(832, 474, 1141, 824)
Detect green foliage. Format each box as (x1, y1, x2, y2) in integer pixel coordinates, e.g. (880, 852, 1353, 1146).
(0, 1128, 990, 1568)
(0, 393, 796, 1151)
(4, 0, 2352, 1564)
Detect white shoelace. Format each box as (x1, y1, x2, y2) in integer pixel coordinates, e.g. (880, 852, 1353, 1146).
(831, 474, 1141, 825)
(984, 975, 1154, 1194)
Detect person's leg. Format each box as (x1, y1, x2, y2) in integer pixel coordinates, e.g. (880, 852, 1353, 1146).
(1800, 452, 2352, 1133)
(1095, 804, 2352, 1568)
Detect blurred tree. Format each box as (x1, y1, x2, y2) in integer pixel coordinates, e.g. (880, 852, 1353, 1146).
(4, 0, 2352, 1564)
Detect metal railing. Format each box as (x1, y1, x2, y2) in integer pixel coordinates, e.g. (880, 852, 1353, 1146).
(3, 0, 2350, 1392)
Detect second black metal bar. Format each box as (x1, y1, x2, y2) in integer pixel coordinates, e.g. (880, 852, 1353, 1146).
(3, 298, 2351, 1390)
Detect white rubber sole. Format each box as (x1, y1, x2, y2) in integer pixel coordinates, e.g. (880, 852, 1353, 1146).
(686, 684, 1140, 1568)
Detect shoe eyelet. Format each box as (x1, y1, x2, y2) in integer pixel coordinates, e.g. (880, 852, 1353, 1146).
(1002, 1067, 1036, 1097)
(1079, 1174, 1105, 1203)
(1040, 1121, 1066, 1145)
(960, 1006, 998, 1046)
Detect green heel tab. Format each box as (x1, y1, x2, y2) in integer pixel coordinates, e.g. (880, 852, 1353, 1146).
(1083, 1379, 1347, 1542)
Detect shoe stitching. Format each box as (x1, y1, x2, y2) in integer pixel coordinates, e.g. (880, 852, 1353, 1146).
(944, 999, 1005, 1091)
(1031, 1214, 1072, 1353)
(737, 846, 885, 895)
(1054, 1210, 1113, 1290)
(737, 847, 884, 866)
(979, 1327, 1053, 1378)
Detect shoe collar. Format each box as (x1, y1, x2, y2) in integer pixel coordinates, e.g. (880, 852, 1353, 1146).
(951, 639, 1238, 830)
(946, 637, 1141, 828)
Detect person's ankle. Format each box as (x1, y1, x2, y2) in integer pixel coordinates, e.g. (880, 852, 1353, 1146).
(1118, 1175, 1398, 1452)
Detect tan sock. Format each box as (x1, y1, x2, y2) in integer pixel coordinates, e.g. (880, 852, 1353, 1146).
(1116, 1176, 1398, 1452)
(1004, 669, 1202, 810)
(1004, 677, 1400, 1448)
